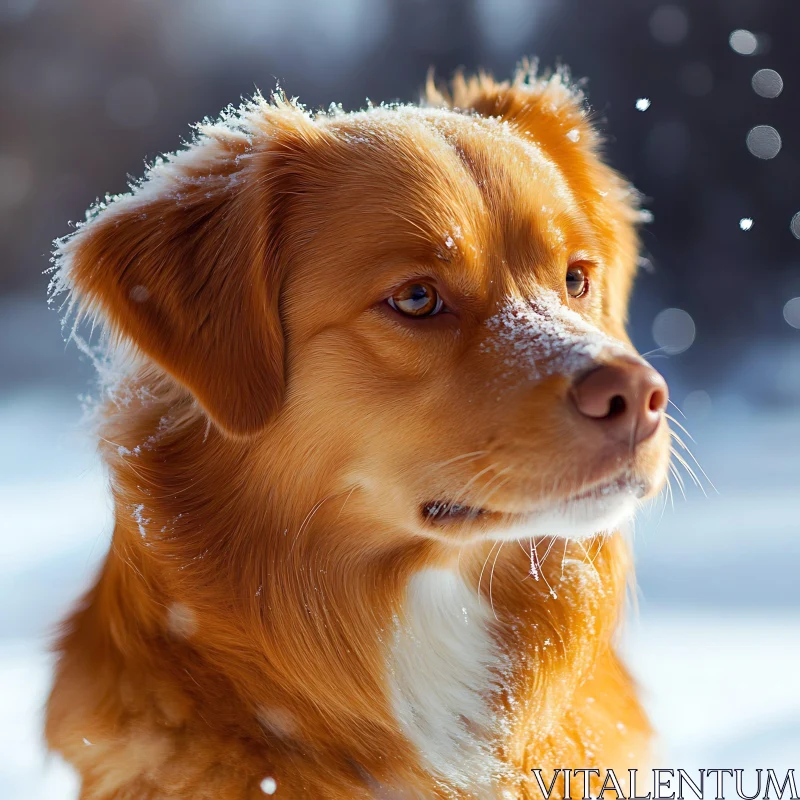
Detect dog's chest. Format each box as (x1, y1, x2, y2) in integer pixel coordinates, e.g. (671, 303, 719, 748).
(387, 568, 505, 793)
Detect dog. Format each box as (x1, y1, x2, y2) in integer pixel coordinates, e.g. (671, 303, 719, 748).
(46, 66, 670, 799)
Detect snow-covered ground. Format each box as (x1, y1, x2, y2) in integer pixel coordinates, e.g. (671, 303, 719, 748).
(1, 389, 798, 797)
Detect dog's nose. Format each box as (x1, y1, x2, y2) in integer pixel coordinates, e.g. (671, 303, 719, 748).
(570, 357, 668, 445)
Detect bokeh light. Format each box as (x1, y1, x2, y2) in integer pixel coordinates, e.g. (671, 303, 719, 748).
(791, 212, 800, 240)
(652, 308, 696, 354)
(783, 297, 800, 329)
(729, 29, 758, 55)
(751, 68, 783, 99)
(649, 5, 689, 46)
(683, 390, 712, 420)
(746, 125, 782, 159)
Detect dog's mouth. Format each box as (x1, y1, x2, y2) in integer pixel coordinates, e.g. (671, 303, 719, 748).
(422, 501, 488, 524)
(422, 472, 649, 534)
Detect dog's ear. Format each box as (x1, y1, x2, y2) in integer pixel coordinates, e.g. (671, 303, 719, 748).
(52, 102, 314, 436)
(426, 65, 601, 154)
(427, 67, 644, 333)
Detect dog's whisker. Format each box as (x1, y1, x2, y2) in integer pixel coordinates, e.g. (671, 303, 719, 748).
(291, 494, 333, 555)
(659, 471, 675, 518)
(451, 463, 500, 509)
(466, 467, 513, 517)
(665, 412, 697, 443)
(477, 540, 501, 607)
(488, 541, 505, 621)
(530, 537, 558, 599)
(539, 536, 559, 565)
(334, 484, 359, 523)
(665, 409, 717, 496)
(529, 537, 539, 580)
(668, 459, 688, 501)
(668, 436, 703, 489)
(670, 445, 700, 490)
(575, 539, 602, 582)
(654, 482, 667, 527)
(588, 535, 606, 569)
(429, 450, 489, 471)
(668, 429, 718, 495)
(638, 345, 670, 359)
(472, 475, 512, 527)
(669, 457, 687, 492)
(672, 449, 709, 498)
(667, 398, 687, 419)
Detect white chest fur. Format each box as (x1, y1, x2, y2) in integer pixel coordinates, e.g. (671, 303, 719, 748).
(387, 568, 505, 793)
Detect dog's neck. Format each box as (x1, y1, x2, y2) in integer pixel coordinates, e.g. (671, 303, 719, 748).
(52, 402, 635, 794)
(388, 567, 505, 791)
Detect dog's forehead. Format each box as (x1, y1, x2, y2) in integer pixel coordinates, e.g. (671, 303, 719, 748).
(324, 107, 577, 215)
(316, 107, 595, 285)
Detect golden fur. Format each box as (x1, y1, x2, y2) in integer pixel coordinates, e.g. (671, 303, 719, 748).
(46, 67, 670, 798)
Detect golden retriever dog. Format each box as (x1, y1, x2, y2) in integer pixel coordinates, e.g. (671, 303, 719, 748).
(46, 66, 670, 799)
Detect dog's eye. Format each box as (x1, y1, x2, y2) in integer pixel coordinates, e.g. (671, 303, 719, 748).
(566, 266, 589, 298)
(388, 282, 443, 317)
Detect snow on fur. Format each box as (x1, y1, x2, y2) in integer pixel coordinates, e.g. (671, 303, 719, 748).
(482, 290, 625, 383)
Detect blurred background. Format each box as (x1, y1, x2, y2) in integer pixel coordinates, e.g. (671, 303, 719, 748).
(1, 0, 799, 796)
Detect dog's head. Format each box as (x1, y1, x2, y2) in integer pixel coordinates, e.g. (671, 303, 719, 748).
(54, 70, 670, 545)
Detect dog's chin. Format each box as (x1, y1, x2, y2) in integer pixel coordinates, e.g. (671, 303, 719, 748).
(423, 473, 649, 542)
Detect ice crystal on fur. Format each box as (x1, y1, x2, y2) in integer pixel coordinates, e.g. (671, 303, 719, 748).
(131, 503, 150, 539)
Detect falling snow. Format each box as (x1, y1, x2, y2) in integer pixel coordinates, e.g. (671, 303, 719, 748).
(739, 217, 753, 231)
(635, 98, 651, 112)
(784, 298, 800, 329)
